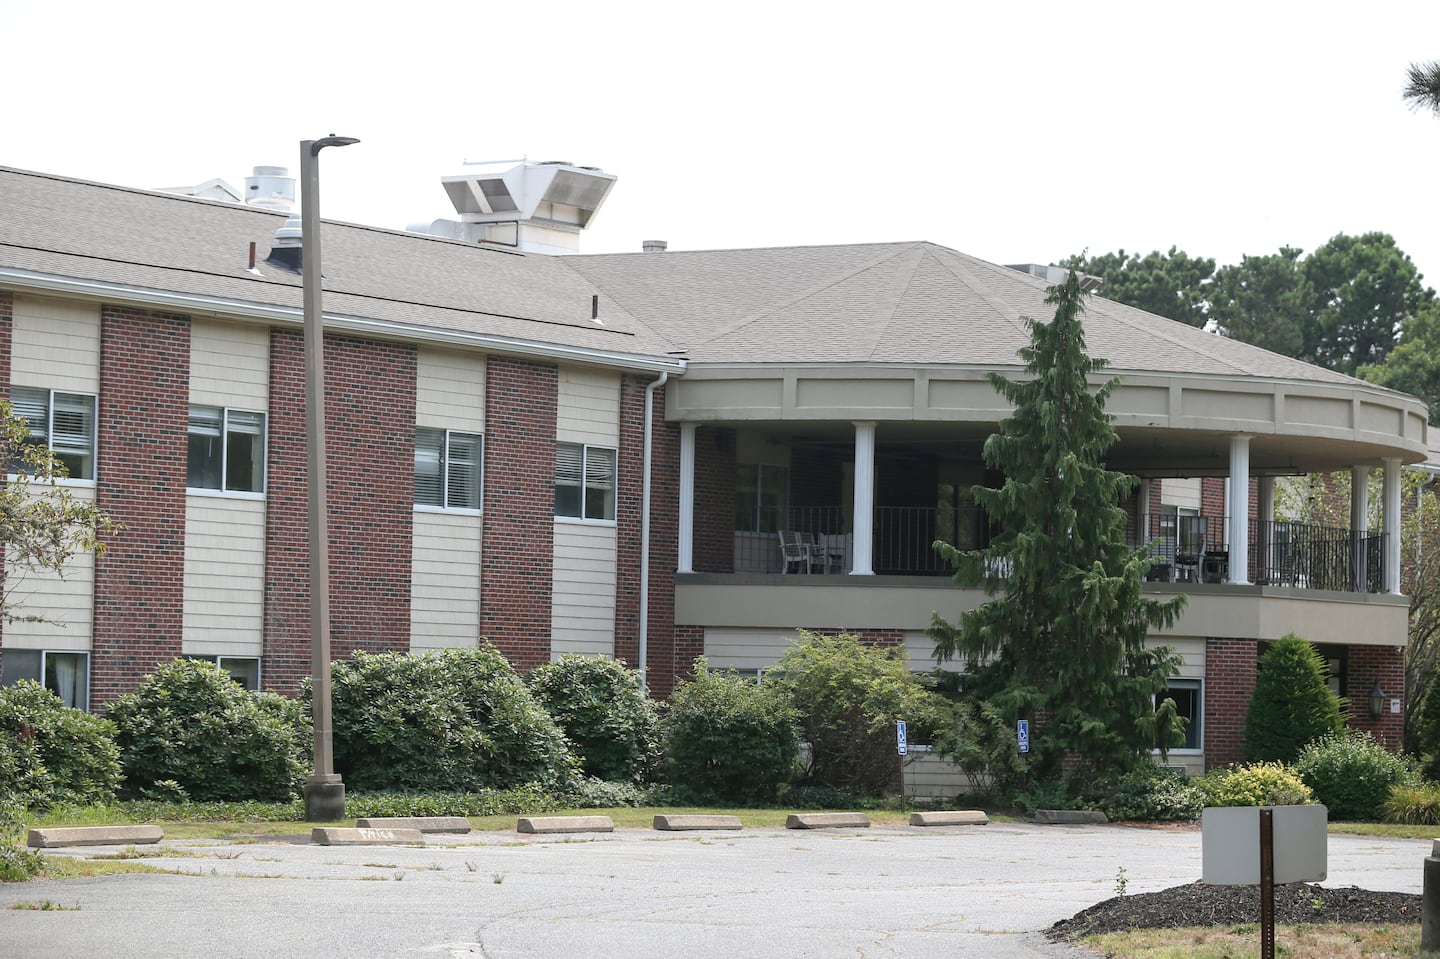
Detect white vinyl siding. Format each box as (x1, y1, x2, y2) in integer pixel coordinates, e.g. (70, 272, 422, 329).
(1161, 477, 1202, 512)
(410, 511, 482, 652)
(189, 320, 269, 409)
(416, 347, 484, 431)
(550, 523, 617, 658)
(3, 485, 96, 648)
(556, 367, 619, 446)
(11, 296, 100, 393)
(183, 498, 265, 655)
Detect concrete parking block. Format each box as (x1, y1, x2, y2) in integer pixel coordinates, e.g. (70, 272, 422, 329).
(516, 815, 615, 834)
(311, 827, 425, 846)
(785, 813, 870, 829)
(27, 825, 164, 848)
(652, 815, 743, 831)
(910, 810, 989, 827)
(1033, 809, 1108, 825)
(355, 817, 472, 834)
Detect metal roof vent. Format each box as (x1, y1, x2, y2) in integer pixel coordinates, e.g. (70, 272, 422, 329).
(266, 214, 303, 271)
(245, 165, 296, 213)
(643, 240, 668, 253)
(1005, 263, 1103, 293)
(414, 158, 618, 255)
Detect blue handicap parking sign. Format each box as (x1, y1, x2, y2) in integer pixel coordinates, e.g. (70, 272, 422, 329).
(896, 719, 908, 756)
(1017, 719, 1029, 754)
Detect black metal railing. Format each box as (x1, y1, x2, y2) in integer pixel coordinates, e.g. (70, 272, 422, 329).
(726, 505, 1388, 593)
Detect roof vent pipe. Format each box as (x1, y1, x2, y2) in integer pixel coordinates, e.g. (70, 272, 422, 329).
(642, 240, 668, 253)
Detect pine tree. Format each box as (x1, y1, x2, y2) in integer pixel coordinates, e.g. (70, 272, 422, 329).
(1242, 635, 1345, 763)
(928, 271, 1187, 786)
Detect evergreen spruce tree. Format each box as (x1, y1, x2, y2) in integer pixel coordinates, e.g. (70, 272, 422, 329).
(928, 271, 1187, 787)
(1242, 634, 1345, 763)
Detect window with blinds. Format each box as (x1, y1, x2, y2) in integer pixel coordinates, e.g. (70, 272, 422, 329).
(188, 406, 266, 493)
(415, 427, 483, 510)
(555, 442, 616, 521)
(10, 387, 97, 480)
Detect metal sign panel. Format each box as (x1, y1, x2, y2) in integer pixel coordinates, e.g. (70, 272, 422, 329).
(896, 720, 908, 756)
(1017, 720, 1029, 754)
(1201, 805, 1328, 885)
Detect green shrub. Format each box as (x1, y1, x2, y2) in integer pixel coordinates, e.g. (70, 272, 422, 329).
(557, 777, 654, 809)
(1417, 682, 1440, 781)
(108, 659, 308, 802)
(0, 680, 120, 809)
(1195, 762, 1314, 807)
(661, 659, 799, 804)
(327, 646, 577, 793)
(1382, 782, 1440, 825)
(1294, 730, 1417, 821)
(527, 656, 661, 783)
(1243, 635, 1345, 763)
(926, 690, 1030, 802)
(0, 794, 42, 881)
(766, 631, 955, 794)
(1082, 764, 1206, 822)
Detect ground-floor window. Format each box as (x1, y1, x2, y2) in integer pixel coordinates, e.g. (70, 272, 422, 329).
(187, 655, 261, 690)
(0, 649, 90, 710)
(1163, 678, 1202, 751)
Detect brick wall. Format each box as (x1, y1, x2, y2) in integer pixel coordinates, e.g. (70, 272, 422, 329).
(613, 376, 646, 666)
(91, 306, 190, 706)
(693, 427, 735, 574)
(1346, 643, 1405, 747)
(670, 624, 706, 688)
(262, 330, 416, 693)
(1204, 636, 1258, 769)
(642, 389, 680, 698)
(0, 293, 10, 675)
(480, 356, 557, 670)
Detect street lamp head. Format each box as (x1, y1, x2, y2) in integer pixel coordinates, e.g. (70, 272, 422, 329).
(310, 136, 360, 155)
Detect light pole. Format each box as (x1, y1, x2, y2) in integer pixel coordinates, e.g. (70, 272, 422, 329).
(300, 135, 358, 822)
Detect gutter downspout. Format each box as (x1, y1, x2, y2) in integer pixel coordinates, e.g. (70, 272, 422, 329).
(638, 370, 669, 688)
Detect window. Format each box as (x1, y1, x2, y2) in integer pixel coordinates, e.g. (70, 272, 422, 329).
(0, 650, 89, 710)
(1161, 679, 1202, 751)
(188, 406, 266, 493)
(187, 655, 261, 691)
(415, 428, 483, 510)
(555, 442, 616, 521)
(735, 464, 788, 533)
(11, 387, 97, 480)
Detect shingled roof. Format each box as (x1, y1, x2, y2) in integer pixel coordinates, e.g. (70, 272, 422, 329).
(0, 165, 1394, 392)
(563, 242, 1363, 386)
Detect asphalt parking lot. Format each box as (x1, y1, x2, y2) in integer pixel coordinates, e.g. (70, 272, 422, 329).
(0, 821, 1429, 959)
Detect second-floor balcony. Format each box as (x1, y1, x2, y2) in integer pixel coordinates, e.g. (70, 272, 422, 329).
(721, 506, 1388, 595)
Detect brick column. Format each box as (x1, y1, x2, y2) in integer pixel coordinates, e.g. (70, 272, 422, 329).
(91, 307, 190, 706)
(262, 330, 416, 694)
(1204, 637, 1258, 770)
(693, 427, 736, 573)
(480, 356, 557, 670)
(613, 375, 646, 666)
(1346, 644, 1405, 748)
(643, 389, 680, 698)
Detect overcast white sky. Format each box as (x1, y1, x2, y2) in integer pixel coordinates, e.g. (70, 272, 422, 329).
(5, 0, 1440, 288)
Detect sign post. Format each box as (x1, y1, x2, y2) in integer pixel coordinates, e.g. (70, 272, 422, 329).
(895, 720, 908, 816)
(1202, 805, 1327, 959)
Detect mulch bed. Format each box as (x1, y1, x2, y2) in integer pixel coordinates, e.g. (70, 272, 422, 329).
(1048, 881, 1423, 941)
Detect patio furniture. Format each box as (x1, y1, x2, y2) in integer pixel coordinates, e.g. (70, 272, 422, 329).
(778, 530, 812, 574)
(816, 533, 847, 574)
(1174, 516, 1207, 583)
(796, 531, 832, 573)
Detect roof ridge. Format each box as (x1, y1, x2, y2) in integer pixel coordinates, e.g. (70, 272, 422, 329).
(926, 250, 1034, 340)
(864, 247, 931, 361)
(686, 242, 929, 347)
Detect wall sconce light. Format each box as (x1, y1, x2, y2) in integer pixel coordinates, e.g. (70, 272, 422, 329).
(1369, 680, 1387, 719)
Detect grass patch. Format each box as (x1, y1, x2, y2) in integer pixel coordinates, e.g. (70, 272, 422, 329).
(34, 857, 174, 880)
(1083, 923, 1419, 958)
(1328, 822, 1440, 840)
(8, 899, 80, 911)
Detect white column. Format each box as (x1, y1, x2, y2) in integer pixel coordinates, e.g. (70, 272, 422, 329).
(677, 423, 696, 574)
(1351, 465, 1371, 592)
(1257, 475, 1275, 584)
(1384, 457, 1403, 594)
(851, 421, 876, 575)
(1138, 477, 1152, 541)
(1227, 435, 1251, 585)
